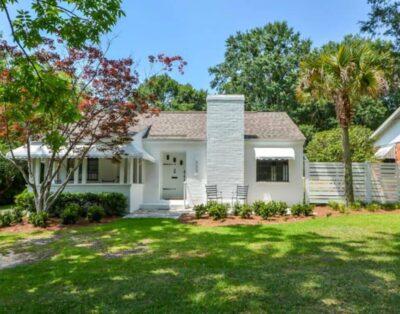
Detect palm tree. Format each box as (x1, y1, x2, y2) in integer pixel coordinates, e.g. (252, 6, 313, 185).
(297, 43, 388, 204)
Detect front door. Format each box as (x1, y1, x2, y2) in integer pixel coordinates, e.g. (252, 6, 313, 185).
(162, 152, 186, 200)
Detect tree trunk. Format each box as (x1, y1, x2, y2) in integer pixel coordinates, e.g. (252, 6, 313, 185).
(341, 126, 354, 205)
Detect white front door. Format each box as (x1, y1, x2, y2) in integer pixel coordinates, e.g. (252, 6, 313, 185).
(162, 152, 186, 200)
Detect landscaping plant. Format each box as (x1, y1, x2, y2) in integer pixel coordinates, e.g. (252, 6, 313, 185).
(99, 192, 128, 217)
(298, 41, 389, 204)
(12, 207, 24, 223)
(366, 202, 380, 212)
(193, 204, 207, 219)
(14, 191, 128, 218)
(61, 203, 81, 225)
(232, 202, 242, 216)
(28, 212, 49, 228)
(350, 201, 363, 211)
(291, 203, 315, 216)
(252, 200, 267, 216)
(207, 202, 228, 220)
(254, 202, 272, 220)
(87, 205, 105, 223)
(0, 211, 13, 227)
(239, 204, 253, 218)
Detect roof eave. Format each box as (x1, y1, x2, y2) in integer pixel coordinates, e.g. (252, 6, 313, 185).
(370, 106, 400, 140)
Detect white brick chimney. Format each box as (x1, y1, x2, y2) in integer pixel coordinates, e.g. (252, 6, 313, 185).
(206, 95, 245, 199)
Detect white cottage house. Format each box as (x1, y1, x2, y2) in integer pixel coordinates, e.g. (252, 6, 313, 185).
(10, 95, 306, 211)
(371, 106, 400, 161)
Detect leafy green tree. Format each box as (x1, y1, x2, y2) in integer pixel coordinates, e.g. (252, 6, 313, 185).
(361, 0, 400, 49)
(209, 21, 311, 111)
(139, 74, 207, 111)
(306, 126, 376, 162)
(297, 42, 388, 204)
(0, 0, 124, 49)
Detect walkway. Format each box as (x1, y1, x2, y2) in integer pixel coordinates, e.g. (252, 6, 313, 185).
(124, 209, 191, 219)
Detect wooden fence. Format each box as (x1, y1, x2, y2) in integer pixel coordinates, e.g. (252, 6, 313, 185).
(305, 162, 400, 204)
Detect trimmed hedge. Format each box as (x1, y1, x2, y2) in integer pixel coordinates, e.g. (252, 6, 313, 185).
(207, 202, 229, 220)
(28, 212, 49, 227)
(88, 205, 105, 222)
(61, 203, 81, 225)
(291, 203, 314, 216)
(15, 191, 128, 218)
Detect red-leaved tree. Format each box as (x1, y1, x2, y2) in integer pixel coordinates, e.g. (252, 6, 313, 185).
(0, 38, 186, 212)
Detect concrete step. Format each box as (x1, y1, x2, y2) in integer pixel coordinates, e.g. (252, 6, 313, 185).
(124, 209, 191, 219)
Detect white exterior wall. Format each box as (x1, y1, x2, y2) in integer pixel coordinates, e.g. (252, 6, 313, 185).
(244, 141, 304, 205)
(142, 140, 207, 205)
(374, 119, 400, 148)
(206, 95, 245, 199)
(130, 184, 143, 211)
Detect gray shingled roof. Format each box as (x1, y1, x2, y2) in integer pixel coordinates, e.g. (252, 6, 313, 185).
(132, 112, 305, 141)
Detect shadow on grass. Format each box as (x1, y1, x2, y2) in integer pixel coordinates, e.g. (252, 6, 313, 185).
(1, 217, 400, 313)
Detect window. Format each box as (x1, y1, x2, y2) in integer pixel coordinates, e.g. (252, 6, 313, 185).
(256, 160, 289, 182)
(87, 158, 99, 182)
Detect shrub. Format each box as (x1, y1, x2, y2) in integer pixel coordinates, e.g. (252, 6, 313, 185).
(14, 191, 128, 218)
(253, 201, 288, 219)
(338, 203, 348, 214)
(381, 202, 396, 211)
(366, 202, 380, 212)
(350, 201, 363, 211)
(0, 211, 13, 227)
(61, 203, 81, 225)
(207, 202, 228, 220)
(193, 204, 207, 219)
(291, 203, 314, 216)
(269, 201, 288, 216)
(239, 204, 253, 218)
(12, 207, 24, 223)
(232, 202, 242, 216)
(15, 190, 35, 212)
(327, 201, 342, 211)
(98, 192, 127, 217)
(87, 205, 105, 222)
(252, 200, 266, 216)
(28, 211, 49, 227)
(306, 126, 375, 162)
(255, 202, 272, 220)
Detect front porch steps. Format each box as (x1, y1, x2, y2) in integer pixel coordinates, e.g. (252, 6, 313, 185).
(139, 199, 188, 211)
(124, 209, 191, 219)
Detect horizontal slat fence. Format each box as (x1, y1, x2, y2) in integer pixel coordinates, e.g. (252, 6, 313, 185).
(305, 162, 399, 204)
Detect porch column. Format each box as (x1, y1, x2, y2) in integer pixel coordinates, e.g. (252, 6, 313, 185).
(73, 159, 79, 184)
(82, 158, 88, 184)
(119, 160, 125, 184)
(127, 158, 133, 184)
(34, 159, 41, 184)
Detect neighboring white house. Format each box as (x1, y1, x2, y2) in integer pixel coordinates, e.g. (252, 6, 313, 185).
(10, 95, 306, 211)
(371, 107, 400, 161)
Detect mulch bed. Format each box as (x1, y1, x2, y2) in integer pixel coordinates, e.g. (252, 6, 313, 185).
(179, 206, 400, 227)
(0, 216, 119, 233)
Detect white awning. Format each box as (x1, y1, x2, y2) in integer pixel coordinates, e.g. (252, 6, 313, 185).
(375, 144, 396, 159)
(7, 142, 155, 162)
(254, 147, 295, 160)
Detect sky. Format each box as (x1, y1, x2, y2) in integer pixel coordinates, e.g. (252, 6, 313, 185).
(0, 0, 372, 90)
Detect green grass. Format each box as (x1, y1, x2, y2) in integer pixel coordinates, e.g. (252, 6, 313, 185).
(1, 215, 400, 313)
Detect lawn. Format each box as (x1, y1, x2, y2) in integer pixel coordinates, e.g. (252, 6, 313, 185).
(1, 214, 400, 313)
